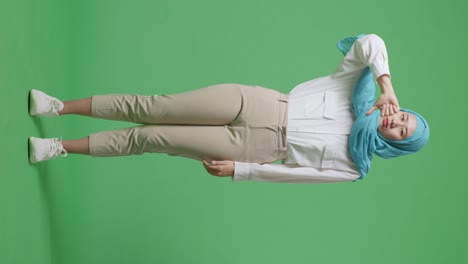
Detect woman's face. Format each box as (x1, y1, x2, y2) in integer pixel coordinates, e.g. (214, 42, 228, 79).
(378, 111, 417, 140)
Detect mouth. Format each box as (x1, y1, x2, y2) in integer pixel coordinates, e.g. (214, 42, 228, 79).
(383, 117, 388, 128)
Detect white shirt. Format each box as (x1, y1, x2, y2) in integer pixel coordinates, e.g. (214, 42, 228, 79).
(233, 34, 391, 183)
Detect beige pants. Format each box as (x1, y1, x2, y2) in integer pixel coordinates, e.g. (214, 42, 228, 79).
(89, 83, 289, 164)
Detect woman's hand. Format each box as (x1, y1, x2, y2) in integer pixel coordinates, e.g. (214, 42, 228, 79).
(366, 93, 400, 116)
(366, 74, 400, 116)
(202, 160, 235, 177)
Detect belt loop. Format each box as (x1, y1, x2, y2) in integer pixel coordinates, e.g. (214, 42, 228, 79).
(275, 125, 288, 159)
(278, 93, 289, 103)
(275, 94, 289, 160)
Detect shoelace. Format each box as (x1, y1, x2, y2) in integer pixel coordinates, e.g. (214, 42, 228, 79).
(49, 138, 68, 157)
(47, 97, 62, 114)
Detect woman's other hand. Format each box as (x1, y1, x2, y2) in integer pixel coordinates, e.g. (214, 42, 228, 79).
(366, 74, 400, 116)
(203, 160, 235, 177)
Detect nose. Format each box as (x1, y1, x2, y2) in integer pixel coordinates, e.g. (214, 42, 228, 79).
(390, 119, 403, 128)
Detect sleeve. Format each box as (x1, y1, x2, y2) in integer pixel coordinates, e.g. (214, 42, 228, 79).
(232, 162, 360, 183)
(335, 34, 391, 80)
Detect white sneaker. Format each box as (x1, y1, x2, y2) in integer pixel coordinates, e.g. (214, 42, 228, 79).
(29, 89, 64, 117)
(29, 137, 68, 163)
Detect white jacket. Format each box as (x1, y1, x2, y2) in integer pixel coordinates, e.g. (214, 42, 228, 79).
(233, 34, 391, 183)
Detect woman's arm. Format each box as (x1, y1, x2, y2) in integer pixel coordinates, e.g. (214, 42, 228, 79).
(335, 34, 391, 79)
(366, 74, 400, 116)
(202, 160, 359, 183)
(336, 34, 400, 116)
(232, 162, 360, 183)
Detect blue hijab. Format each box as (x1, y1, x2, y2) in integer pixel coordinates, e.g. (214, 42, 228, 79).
(337, 34, 430, 180)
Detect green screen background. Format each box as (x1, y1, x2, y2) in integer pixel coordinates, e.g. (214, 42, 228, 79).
(1, 0, 466, 263)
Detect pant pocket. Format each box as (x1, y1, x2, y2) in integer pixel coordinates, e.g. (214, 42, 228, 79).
(245, 125, 278, 164)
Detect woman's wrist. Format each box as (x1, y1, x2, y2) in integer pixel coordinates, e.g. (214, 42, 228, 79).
(377, 74, 394, 95)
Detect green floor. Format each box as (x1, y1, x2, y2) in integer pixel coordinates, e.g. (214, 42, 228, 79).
(1, 0, 467, 264)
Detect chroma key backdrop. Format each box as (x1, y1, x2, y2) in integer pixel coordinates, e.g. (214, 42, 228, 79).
(0, 0, 466, 264)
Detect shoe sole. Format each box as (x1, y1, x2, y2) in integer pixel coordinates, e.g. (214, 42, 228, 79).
(29, 89, 38, 116)
(28, 137, 37, 164)
(28, 137, 32, 163)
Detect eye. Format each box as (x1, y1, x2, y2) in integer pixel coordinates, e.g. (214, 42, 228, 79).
(401, 114, 405, 121)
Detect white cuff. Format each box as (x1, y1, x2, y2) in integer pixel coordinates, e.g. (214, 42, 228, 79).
(232, 162, 250, 181)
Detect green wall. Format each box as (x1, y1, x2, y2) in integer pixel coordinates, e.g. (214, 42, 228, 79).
(1, 0, 466, 263)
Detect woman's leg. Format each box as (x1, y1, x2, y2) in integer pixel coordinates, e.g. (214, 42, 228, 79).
(58, 98, 92, 116)
(58, 125, 244, 161)
(58, 84, 242, 123)
(90, 83, 243, 125)
(62, 137, 90, 155)
(87, 124, 252, 163)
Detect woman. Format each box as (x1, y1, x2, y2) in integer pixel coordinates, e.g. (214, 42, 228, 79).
(28, 34, 430, 183)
